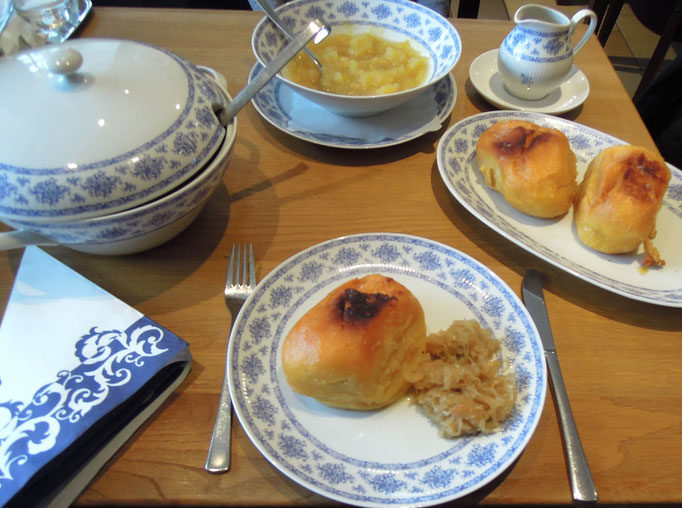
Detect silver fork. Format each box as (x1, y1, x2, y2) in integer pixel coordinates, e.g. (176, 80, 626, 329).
(205, 244, 256, 473)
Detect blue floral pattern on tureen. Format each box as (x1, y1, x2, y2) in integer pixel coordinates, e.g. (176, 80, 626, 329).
(252, 0, 461, 82)
(2, 120, 235, 249)
(4, 145, 230, 247)
(228, 233, 547, 506)
(436, 110, 682, 307)
(0, 43, 227, 222)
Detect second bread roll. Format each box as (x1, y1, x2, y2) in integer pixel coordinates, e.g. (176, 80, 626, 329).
(475, 120, 578, 218)
(574, 145, 670, 265)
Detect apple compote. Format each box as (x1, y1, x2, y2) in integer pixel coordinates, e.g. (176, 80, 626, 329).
(282, 32, 429, 96)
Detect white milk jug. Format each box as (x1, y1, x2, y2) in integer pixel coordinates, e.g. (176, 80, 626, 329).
(498, 4, 597, 100)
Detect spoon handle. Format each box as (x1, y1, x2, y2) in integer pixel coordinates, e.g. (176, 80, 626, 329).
(252, 0, 323, 69)
(220, 19, 328, 124)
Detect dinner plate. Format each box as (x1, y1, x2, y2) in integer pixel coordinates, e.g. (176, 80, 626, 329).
(228, 233, 547, 507)
(249, 64, 456, 149)
(436, 111, 682, 307)
(469, 50, 589, 114)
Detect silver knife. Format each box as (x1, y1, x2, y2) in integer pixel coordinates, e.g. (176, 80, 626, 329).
(522, 269, 598, 503)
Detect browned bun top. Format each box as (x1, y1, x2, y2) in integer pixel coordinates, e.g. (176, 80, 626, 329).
(281, 274, 426, 410)
(475, 120, 578, 218)
(482, 120, 562, 161)
(574, 145, 671, 262)
(587, 145, 669, 205)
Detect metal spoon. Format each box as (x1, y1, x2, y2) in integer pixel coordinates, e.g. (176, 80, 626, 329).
(252, 0, 324, 73)
(219, 18, 328, 125)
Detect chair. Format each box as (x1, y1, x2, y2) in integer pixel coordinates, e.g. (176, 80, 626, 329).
(456, 0, 479, 18)
(588, 0, 682, 102)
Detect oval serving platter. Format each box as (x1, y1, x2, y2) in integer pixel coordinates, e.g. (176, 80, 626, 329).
(436, 110, 682, 307)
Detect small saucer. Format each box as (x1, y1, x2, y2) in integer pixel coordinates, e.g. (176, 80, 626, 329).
(469, 49, 589, 114)
(248, 63, 457, 149)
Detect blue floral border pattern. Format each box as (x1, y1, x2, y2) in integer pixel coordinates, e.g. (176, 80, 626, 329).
(437, 110, 682, 307)
(229, 233, 547, 506)
(0, 317, 188, 505)
(502, 25, 572, 64)
(4, 138, 231, 247)
(0, 41, 227, 221)
(249, 63, 456, 148)
(252, 0, 461, 83)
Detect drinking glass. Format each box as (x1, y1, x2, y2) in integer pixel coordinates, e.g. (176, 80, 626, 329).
(0, 0, 12, 35)
(12, 0, 78, 43)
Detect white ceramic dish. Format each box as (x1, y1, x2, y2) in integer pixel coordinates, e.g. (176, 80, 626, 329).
(228, 233, 547, 507)
(469, 49, 589, 114)
(436, 111, 682, 307)
(251, 0, 461, 117)
(249, 63, 456, 148)
(0, 39, 228, 222)
(2, 109, 236, 255)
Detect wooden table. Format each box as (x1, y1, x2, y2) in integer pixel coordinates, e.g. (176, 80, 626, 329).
(2, 7, 681, 507)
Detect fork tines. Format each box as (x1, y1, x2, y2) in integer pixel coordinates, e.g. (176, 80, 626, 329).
(228, 244, 255, 288)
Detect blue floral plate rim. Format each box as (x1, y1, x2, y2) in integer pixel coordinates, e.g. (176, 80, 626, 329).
(436, 110, 682, 307)
(227, 232, 547, 507)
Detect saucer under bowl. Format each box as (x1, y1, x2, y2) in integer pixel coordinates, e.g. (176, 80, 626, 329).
(249, 63, 457, 149)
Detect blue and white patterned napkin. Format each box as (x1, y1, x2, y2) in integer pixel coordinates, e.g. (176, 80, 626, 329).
(0, 246, 191, 507)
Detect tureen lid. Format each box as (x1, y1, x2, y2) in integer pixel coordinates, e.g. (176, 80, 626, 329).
(0, 38, 228, 223)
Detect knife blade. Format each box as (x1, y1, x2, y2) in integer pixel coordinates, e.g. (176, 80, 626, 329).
(522, 269, 598, 503)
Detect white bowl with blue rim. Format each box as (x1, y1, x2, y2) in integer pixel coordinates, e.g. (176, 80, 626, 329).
(0, 38, 231, 224)
(0, 38, 236, 254)
(251, 0, 461, 117)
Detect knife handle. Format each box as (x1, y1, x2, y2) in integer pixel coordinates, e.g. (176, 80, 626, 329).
(545, 350, 598, 503)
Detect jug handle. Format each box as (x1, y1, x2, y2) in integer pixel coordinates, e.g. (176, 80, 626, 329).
(570, 9, 598, 55)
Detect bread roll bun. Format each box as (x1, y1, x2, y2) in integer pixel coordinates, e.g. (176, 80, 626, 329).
(574, 145, 671, 265)
(475, 120, 578, 218)
(281, 274, 426, 410)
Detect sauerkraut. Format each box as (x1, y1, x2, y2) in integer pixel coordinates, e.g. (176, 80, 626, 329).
(406, 319, 516, 438)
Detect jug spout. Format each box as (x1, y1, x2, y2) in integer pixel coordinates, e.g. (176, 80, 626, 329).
(514, 4, 571, 29)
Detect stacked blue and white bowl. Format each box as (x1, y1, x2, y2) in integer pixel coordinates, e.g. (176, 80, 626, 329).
(0, 38, 237, 254)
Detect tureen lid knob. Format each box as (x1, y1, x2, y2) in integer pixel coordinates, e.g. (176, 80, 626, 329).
(45, 46, 83, 75)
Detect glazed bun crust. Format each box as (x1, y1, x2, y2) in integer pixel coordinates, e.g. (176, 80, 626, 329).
(281, 274, 426, 410)
(475, 120, 578, 218)
(574, 145, 670, 259)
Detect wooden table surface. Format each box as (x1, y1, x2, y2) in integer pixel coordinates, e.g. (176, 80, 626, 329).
(1, 6, 681, 507)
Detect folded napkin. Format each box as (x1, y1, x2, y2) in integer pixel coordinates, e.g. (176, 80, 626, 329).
(0, 247, 192, 507)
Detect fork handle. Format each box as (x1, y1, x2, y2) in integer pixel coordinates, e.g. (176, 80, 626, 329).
(204, 372, 232, 473)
